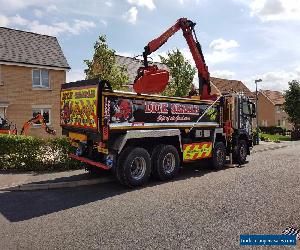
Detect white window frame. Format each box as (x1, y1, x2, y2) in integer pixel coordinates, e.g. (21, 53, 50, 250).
(32, 108, 51, 126)
(32, 69, 50, 88)
(276, 106, 281, 113)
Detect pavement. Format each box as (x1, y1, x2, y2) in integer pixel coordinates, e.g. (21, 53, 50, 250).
(0, 140, 299, 250)
(0, 169, 114, 191)
(0, 140, 296, 191)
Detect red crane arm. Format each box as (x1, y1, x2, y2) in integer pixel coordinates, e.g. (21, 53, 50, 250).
(138, 18, 211, 99)
(145, 19, 182, 59)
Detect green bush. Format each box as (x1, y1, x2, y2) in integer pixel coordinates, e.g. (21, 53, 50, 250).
(259, 126, 287, 135)
(0, 134, 83, 171)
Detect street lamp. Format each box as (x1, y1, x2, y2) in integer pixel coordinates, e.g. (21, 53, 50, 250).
(255, 79, 262, 144)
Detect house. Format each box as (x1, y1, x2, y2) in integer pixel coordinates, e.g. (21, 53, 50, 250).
(210, 77, 254, 99)
(0, 27, 70, 137)
(257, 90, 292, 130)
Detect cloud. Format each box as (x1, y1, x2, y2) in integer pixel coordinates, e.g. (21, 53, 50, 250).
(46, 4, 58, 12)
(1, 14, 96, 36)
(245, 67, 300, 91)
(0, 15, 10, 26)
(211, 70, 236, 79)
(246, 0, 300, 21)
(33, 19, 95, 36)
(67, 69, 86, 83)
(123, 7, 138, 24)
(206, 38, 239, 64)
(178, 0, 203, 4)
(209, 38, 239, 51)
(105, 1, 113, 7)
(33, 9, 43, 18)
(0, 0, 51, 12)
(11, 14, 30, 26)
(127, 0, 155, 10)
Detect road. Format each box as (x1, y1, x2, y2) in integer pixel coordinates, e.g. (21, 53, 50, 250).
(0, 142, 299, 250)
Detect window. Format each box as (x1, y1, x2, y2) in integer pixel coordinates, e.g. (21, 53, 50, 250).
(32, 108, 51, 125)
(242, 101, 251, 115)
(32, 69, 49, 88)
(277, 120, 281, 126)
(0, 107, 5, 119)
(276, 106, 281, 113)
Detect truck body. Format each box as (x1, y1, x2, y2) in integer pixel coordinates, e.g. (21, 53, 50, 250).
(60, 79, 255, 187)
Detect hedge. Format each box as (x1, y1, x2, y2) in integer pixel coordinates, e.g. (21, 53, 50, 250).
(259, 126, 287, 135)
(0, 134, 83, 171)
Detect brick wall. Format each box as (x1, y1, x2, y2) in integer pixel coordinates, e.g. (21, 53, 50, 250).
(274, 105, 293, 130)
(0, 64, 66, 137)
(258, 92, 292, 130)
(257, 92, 275, 127)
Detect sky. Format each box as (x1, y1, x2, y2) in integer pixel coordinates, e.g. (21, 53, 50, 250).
(1, 0, 300, 91)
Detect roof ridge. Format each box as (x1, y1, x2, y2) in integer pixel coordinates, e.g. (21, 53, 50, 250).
(0, 26, 56, 38)
(260, 89, 283, 93)
(210, 76, 242, 82)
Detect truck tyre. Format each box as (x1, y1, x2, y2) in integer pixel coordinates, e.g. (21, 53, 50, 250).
(151, 145, 180, 181)
(116, 147, 151, 187)
(233, 139, 247, 165)
(210, 142, 226, 170)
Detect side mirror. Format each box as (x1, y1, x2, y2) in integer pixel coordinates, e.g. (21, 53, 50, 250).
(250, 102, 256, 118)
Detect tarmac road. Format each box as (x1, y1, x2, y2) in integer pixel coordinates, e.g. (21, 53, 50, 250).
(0, 142, 299, 250)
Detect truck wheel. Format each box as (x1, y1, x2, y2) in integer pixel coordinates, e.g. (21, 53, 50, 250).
(151, 145, 180, 181)
(116, 147, 151, 187)
(210, 142, 226, 170)
(233, 139, 247, 165)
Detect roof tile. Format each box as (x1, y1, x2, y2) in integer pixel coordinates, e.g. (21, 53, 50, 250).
(260, 90, 285, 105)
(0, 27, 70, 69)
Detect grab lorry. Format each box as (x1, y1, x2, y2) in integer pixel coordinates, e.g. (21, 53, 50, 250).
(60, 18, 256, 187)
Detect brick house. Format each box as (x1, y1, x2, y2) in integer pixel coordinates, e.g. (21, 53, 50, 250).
(257, 90, 292, 130)
(0, 27, 70, 137)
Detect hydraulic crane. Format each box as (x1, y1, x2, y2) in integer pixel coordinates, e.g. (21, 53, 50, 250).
(133, 17, 213, 100)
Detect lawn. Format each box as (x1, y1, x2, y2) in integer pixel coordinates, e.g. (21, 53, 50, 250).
(260, 133, 291, 141)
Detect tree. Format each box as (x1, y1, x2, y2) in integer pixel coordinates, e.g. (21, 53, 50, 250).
(84, 35, 129, 90)
(284, 80, 300, 130)
(159, 49, 196, 97)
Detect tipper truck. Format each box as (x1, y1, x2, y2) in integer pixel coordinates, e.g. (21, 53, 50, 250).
(60, 18, 256, 187)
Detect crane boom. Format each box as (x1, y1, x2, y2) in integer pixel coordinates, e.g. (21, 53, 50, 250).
(134, 18, 212, 99)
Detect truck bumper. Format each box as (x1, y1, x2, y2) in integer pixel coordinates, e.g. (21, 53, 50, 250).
(69, 154, 110, 170)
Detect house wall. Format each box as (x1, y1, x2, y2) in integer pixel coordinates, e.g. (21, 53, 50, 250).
(258, 92, 292, 130)
(257, 92, 275, 127)
(274, 105, 293, 130)
(0, 64, 66, 137)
